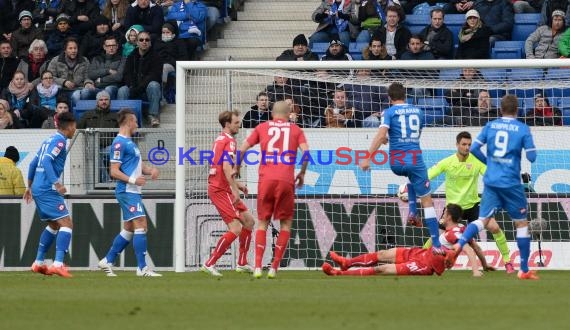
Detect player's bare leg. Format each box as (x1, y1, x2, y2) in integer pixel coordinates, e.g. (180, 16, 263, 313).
(253, 219, 270, 279)
(235, 211, 254, 273)
(267, 219, 292, 279)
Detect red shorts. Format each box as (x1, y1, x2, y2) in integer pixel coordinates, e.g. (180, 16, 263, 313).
(208, 186, 248, 224)
(394, 247, 434, 276)
(257, 180, 295, 221)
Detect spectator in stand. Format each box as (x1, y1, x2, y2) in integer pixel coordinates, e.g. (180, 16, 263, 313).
(401, 34, 436, 60)
(0, 41, 19, 95)
(525, 93, 562, 125)
(80, 15, 114, 60)
(559, 19, 570, 56)
(122, 25, 144, 57)
(0, 146, 25, 195)
(460, 90, 499, 126)
(512, 0, 543, 14)
(355, 0, 391, 43)
(103, 0, 130, 38)
(444, 0, 475, 14)
(455, 9, 492, 59)
(118, 31, 163, 127)
(276, 34, 319, 61)
(321, 38, 354, 61)
(0, 99, 17, 129)
(362, 35, 391, 60)
(77, 90, 119, 183)
(0, 0, 35, 39)
(24, 70, 64, 128)
(324, 88, 357, 128)
(525, 9, 565, 58)
(42, 100, 69, 129)
(47, 37, 92, 106)
(124, 0, 164, 41)
(344, 68, 387, 128)
(419, 8, 454, 59)
(372, 5, 411, 59)
(265, 75, 294, 103)
(84, 35, 125, 100)
(242, 92, 270, 128)
(166, 0, 206, 60)
(541, 0, 569, 25)
(45, 14, 77, 59)
(11, 10, 43, 59)
(17, 39, 49, 86)
(310, 0, 359, 48)
(474, 0, 514, 45)
(155, 21, 188, 103)
(202, 0, 225, 32)
(33, 0, 65, 32)
(62, 0, 101, 37)
(1, 70, 33, 128)
(445, 68, 484, 111)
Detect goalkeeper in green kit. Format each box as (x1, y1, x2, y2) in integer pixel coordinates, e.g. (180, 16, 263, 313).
(423, 131, 515, 273)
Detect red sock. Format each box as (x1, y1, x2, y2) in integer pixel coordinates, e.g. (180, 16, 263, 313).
(271, 230, 290, 270)
(255, 229, 266, 268)
(205, 231, 237, 267)
(238, 228, 252, 266)
(347, 252, 379, 268)
(341, 267, 376, 276)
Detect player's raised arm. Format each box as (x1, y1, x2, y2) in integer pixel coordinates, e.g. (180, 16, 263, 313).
(524, 127, 537, 163)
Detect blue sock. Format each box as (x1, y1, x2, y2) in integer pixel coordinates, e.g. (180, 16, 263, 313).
(458, 221, 484, 248)
(516, 226, 531, 273)
(424, 207, 440, 248)
(54, 227, 72, 264)
(407, 184, 417, 215)
(105, 230, 133, 264)
(133, 229, 147, 269)
(36, 227, 57, 262)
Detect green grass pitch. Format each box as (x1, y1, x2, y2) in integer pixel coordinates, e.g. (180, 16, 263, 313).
(2, 270, 569, 330)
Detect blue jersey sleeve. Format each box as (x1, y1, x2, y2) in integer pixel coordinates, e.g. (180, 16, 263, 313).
(471, 124, 488, 164)
(110, 138, 126, 163)
(523, 126, 537, 163)
(380, 108, 392, 128)
(43, 137, 66, 184)
(27, 154, 39, 181)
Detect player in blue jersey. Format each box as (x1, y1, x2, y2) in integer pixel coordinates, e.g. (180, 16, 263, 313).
(448, 95, 539, 280)
(360, 82, 445, 254)
(98, 109, 162, 277)
(27, 112, 77, 278)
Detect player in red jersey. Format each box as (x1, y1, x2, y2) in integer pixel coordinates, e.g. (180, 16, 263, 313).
(201, 110, 255, 277)
(238, 101, 309, 279)
(323, 204, 493, 277)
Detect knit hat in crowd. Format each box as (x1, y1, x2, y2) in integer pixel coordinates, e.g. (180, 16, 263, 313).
(465, 9, 480, 19)
(163, 21, 179, 37)
(56, 14, 70, 24)
(292, 34, 308, 47)
(552, 10, 565, 18)
(4, 146, 19, 163)
(93, 15, 110, 27)
(19, 10, 32, 21)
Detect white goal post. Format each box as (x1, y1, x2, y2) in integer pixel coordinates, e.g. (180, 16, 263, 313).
(175, 59, 570, 272)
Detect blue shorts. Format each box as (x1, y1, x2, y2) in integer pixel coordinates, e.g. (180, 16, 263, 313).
(116, 192, 146, 221)
(34, 190, 69, 221)
(391, 164, 431, 197)
(479, 185, 528, 221)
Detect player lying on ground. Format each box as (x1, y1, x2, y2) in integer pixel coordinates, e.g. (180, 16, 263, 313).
(322, 204, 494, 277)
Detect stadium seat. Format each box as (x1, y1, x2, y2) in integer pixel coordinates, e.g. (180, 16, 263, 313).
(480, 68, 508, 82)
(417, 97, 448, 125)
(521, 97, 535, 114)
(350, 53, 363, 60)
(439, 69, 461, 81)
(404, 14, 430, 34)
(507, 88, 540, 99)
(545, 68, 570, 80)
(74, 100, 143, 127)
(512, 14, 541, 41)
(509, 68, 544, 80)
(349, 42, 368, 55)
(311, 42, 329, 57)
(491, 48, 522, 59)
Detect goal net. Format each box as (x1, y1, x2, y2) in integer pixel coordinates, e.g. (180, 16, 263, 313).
(175, 60, 570, 272)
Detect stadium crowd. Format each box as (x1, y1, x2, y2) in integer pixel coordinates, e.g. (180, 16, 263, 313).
(0, 0, 240, 129)
(241, 0, 570, 129)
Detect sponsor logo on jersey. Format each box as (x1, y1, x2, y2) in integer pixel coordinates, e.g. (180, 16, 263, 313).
(466, 163, 472, 170)
(114, 151, 120, 160)
(129, 206, 136, 213)
(58, 204, 65, 211)
(114, 143, 121, 150)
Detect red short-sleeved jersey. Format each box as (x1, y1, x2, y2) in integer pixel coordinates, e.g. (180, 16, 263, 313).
(208, 132, 237, 191)
(246, 119, 307, 183)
